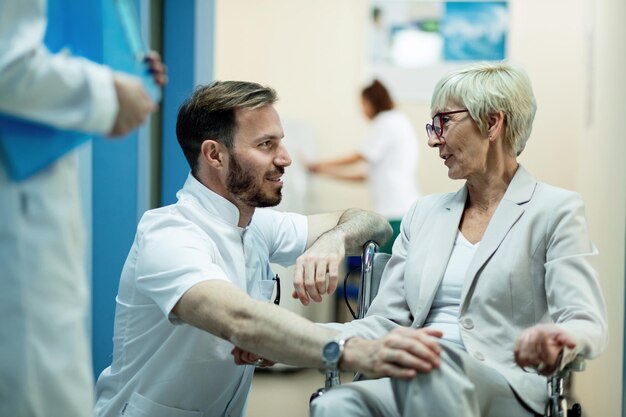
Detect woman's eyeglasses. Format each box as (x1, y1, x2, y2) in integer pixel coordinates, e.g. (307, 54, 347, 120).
(425, 109, 468, 139)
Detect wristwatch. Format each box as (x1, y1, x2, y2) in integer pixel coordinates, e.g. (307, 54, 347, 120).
(322, 338, 348, 371)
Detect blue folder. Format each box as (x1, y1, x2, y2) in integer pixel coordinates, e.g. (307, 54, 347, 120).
(0, 116, 89, 181)
(0, 0, 160, 181)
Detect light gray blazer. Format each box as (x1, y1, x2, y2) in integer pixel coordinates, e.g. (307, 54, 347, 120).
(334, 165, 608, 413)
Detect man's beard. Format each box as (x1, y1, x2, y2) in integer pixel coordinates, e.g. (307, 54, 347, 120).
(226, 153, 283, 208)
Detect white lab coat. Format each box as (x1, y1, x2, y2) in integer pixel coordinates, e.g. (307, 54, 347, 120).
(0, 1, 117, 416)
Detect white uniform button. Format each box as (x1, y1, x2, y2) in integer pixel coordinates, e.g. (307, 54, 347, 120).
(461, 317, 474, 329)
(474, 351, 485, 361)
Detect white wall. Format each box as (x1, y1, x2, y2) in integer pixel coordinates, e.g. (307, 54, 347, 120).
(214, 1, 625, 415)
(215, 0, 371, 213)
(574, 0, 625, 415)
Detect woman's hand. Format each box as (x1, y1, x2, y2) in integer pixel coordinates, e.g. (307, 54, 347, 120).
(514, 324, 576, 375)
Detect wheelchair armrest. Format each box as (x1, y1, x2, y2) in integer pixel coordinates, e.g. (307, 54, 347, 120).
(564, 355, 585, 373)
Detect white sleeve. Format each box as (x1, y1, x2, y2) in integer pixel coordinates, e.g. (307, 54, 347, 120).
(252, 209, 308, 266)
(0, 0, 118, 134)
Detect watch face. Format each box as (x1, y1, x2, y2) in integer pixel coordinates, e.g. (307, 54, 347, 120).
(323, 341, 341, 361)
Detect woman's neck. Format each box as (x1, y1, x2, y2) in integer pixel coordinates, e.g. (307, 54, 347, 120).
(466, 160, 518, 212)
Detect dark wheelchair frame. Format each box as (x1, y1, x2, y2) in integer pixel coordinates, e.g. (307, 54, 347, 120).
(312, 241, 585, 417)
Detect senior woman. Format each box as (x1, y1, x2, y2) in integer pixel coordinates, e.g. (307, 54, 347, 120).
(310, 62, 607, 417)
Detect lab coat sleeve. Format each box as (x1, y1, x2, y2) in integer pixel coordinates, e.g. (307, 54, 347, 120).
(0, 0, 118, 134)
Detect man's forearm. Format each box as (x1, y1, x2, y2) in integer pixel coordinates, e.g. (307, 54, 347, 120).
(174, 279, 337, 368)
(295, 208, 393, 304)
(229, 298, 339, 367)
(331, 208, 392, 255)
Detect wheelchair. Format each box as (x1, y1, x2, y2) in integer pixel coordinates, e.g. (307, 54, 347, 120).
(312, 241, 585, 417)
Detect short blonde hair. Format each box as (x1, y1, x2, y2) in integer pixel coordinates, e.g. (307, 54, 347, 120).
(431, 62, 537, 156)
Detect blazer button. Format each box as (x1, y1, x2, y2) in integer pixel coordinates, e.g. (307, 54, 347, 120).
(461, 317, 474, 329)
(473, 351, 485, 361)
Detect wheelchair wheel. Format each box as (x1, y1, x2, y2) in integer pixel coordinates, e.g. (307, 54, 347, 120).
(568, 403, 582, 417)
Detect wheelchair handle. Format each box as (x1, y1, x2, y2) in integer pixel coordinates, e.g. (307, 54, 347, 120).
(357, 241, 378, 319)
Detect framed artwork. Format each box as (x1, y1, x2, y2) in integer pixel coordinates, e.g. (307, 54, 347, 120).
(366, 0, 509, 102)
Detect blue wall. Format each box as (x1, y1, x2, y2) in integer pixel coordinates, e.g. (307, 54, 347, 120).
(161, 0, 215, 205)
(91, 0, 143, 376)
(160, 1, 195, 205)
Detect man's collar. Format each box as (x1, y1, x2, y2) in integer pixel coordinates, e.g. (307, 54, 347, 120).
(176, 172, 243, 227)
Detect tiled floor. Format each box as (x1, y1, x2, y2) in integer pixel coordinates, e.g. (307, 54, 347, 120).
(247, 368, 354, 417)
(247, 368, 320, 417)
(245, 267, 355, 417)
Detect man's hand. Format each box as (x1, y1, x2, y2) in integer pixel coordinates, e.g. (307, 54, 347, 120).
(291, 230, 345, 305)
(514, 324, 576, 375)
(293, 208, 392, 305)
(109, 72, 155, 137)
(231, 346, 275, 368)
(343, 328, 443, 379)
(145, 50, 168, 86)
(108, 51, 167, 137)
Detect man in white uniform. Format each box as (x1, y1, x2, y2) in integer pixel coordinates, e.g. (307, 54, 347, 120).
(94, 81, 440, 417)
(0, 1, 166, 416)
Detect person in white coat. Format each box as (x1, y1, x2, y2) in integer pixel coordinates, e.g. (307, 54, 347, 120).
(306, 79, 419, 253)
(310, 62, 608, 416)
(0, 1, 166, 416)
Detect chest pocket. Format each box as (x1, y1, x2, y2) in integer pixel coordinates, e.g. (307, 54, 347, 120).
(251, 262, 276, 302)
(243, 231, 278, 302)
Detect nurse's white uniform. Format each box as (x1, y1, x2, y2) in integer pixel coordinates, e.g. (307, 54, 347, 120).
(359, 109, 420, 220)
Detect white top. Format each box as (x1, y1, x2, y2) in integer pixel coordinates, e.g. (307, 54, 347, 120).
(359, 109, 420, 219)
(94, 174, 308, 417)
(423, 231, 478, 350)
(0, 0, 117, 133)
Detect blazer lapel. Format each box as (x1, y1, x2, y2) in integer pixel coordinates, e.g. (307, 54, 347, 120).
(417, 187, 467, 308)
(460, 165, 537, 312)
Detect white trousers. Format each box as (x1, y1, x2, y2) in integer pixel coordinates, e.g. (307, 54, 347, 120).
(0, 155, 93, 417)
(310, 341, 538, 417)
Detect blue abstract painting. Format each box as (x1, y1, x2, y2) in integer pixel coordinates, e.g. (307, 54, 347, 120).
(442, 2, 508, 61)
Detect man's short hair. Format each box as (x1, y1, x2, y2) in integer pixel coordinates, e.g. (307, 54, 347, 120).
(176, 81, 278, 174)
